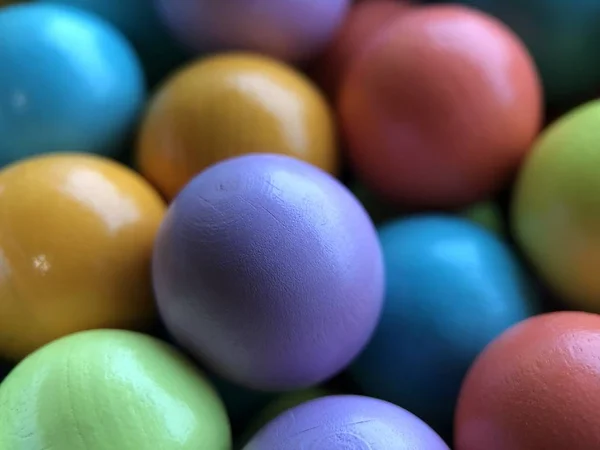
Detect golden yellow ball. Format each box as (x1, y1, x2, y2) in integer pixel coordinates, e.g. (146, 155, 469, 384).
(0, 154, 166, 360)
(136, 53, 339, 201)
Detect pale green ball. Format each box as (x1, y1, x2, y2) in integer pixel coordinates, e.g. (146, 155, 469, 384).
(0, 329, 232, 450)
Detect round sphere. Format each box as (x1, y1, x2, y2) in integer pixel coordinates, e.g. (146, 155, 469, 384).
(0, 330, 231, 449)
(36, 0, 188, 86)
(137, 53, 338, 201)
(311, 0, 409, 99)
(339, 4, 542, 209)
(155, 0, 351, 62)
(0, 4, 145, 167)
(153, 153, 384, 391)
(0, 153, 166, 360)
(351, 216, 541, 434)
(243, 395, 450, 450)
(512, 100, 600, 312)
(455, 311, 600, 450)
(426, 0, 600, 107)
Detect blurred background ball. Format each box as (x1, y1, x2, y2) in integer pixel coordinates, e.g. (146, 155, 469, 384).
(137, 53, 338, 201)
(153, 154, 384, 391)
(0, 3, 145, 167)
(0, 330, 231, 449)
(512, 100, 600, 313)
(154, 0, 351, 62)
(339, 4, 542, 209)
(455, 311, 600, 450)
(311, 0, 409, 100)
(0, 154, 165, 360)
(243, 395, 450, 450)
(425, 0, 600, 108)
(37, 0, 189, 86)
(351, 216, 540, 435)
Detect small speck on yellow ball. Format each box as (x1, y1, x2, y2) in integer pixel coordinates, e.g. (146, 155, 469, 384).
(0, 153, 166, 360)
(136, 52, 339, 201)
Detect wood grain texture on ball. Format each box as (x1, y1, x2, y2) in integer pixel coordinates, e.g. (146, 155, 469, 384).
(455, 311, 600, 450)
(153, 154, 384, 391)
(339, 4, 542, 208)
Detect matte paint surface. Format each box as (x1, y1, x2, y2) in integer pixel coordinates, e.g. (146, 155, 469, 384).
(0, 4, 145, 167)
(351, 216, 540, 435)
(455, 311, 600, 450)
(339, 5, 542, 208)
(0, 154, 165, 360)
(243, 395, 449, 450)
(137, 53, 338, 201)
(36, 0, 189, 86)
(513, 100, 600, 312)
(0, 330, 231, 449)
(153, 154, 384, 390)
(155, 0, 351, 62)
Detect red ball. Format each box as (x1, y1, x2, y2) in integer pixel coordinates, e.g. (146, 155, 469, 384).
(312, 0, 410, 99)
(455, 311, 600, 450)
(339, 4, 542, 209)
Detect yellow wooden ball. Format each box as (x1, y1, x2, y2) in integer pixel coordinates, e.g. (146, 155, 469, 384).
(0, 154, 166, 360)
(136, 53, 339, 201)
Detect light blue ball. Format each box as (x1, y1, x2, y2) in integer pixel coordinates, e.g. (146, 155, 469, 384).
(0, 3, 145, 167)
(36, 0, 189, 86)
(350, 215, 541, 436)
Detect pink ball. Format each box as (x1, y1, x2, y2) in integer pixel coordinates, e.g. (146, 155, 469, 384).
(154, 0, 351, 62)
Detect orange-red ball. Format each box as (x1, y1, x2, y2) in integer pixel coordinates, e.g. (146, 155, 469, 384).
(455, 311, 600, 450)
(312, 0, 409, 100)
(339, 5, 542, 209)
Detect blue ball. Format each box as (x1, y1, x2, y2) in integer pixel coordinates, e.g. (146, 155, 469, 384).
(0, 3, 145, 167)
(36, 0, 189, 86)
(350, 216, 541, 435)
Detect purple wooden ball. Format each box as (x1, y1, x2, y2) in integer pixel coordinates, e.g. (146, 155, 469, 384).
(153, 154, 384, 391)
(243, 395, 450, 449)
(154, 0, 351, 62)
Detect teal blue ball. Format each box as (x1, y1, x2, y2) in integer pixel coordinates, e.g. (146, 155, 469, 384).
(0, 3, 145, 167)
(350, 216, 541, 435)
(36, 0, 189, 86)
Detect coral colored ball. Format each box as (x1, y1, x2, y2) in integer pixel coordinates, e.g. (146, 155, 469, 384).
(455, 311, 600, 450)
(153, 154, 384, 391)
(339, 5, 542, 209)
(312, 0, 409, 99)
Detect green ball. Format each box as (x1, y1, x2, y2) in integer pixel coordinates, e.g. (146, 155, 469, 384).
(0, 330, 231, 450)
(512, 100, 600, 312)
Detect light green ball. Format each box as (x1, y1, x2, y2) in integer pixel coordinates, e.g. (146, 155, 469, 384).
(512, 99, 600, 312)
(0, 330, 232, 450)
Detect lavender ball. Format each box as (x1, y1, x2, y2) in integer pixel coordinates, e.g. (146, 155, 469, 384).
(154, 0, 351, 62)
(153, 154, 384, 391)
(243, 395, 450, 450)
